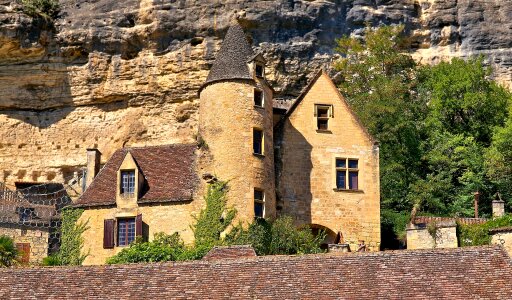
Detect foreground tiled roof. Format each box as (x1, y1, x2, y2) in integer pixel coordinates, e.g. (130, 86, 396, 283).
(200, 20, 255, 90)
(74, 144, 197, 207)
(1, 246, 511, 299)
(413, 216, 488, 226)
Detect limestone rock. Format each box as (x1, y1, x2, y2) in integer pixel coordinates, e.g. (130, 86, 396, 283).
(1, 0, 512, 186)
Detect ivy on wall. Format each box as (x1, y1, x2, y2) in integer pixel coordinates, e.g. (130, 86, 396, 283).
(458, 214, 512, 246)
(192, 180, 236, 248)
(43, 208, 89, 266)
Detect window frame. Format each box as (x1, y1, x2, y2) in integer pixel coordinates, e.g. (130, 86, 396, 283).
(254, 189, 265, 219)
(315, 104, 333, 132)
(120, 170, 136, 196)
(117, 217, 136, 247)
(254, 89, 264, 108)
(253, 128, 264, 156)
(255, 64, 264, 78)
(335, 158, 360, 191)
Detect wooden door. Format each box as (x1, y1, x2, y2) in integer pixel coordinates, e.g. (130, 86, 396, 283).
(16, 243, 30, 265)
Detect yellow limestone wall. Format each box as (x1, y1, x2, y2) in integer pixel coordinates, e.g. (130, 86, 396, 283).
(406, 224, 458, 249)
(491, 230, 512, 257)
(199, 80, 276, 224)
(0, 225, 50, 264)
(78, 202, 199, 265)
(277, 72, 380, 251)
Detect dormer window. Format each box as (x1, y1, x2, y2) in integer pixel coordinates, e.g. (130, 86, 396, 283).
(254, 89, 263, 107)
(255, 64, 264, 78)
(120, 170, 135, 196)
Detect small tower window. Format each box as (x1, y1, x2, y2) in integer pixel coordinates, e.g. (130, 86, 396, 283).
(255, 64, 264, 78)
(253, 129, 264, 155)
(120, 170, 135, 196)
(315, 105, 333, 131)
(254, 89, 263, 107)
(254, 189, 265, 218)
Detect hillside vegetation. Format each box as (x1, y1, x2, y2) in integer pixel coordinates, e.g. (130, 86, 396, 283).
(334, 26, 512, 246)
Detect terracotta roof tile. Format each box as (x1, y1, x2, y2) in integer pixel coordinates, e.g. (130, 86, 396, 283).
(75, 144, 197, 207)
(414, 216, 488, 226)
(203, 245, 257, 260)
(0, 246, 510, 299)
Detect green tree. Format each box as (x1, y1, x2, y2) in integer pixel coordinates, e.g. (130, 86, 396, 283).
(0, 236, 18, 267)
(486, 105, 512, 206)
(334, 25, 426, 212)
(416, 57, 511, 215)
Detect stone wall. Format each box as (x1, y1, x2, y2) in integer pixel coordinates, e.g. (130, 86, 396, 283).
(0, 224, 50, 264)
(276, 72, 380, 251)
(491, 228, 512, 257)
(406, 222, 458, 250)
(78, 201, 200, 265)
(199, 80, 275, 223)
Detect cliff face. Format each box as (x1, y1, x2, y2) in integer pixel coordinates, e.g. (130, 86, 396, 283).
(0, 0, 511, 186)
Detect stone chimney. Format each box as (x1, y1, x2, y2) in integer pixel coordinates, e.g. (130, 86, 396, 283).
(492, 193, 505, 218)
(474, 191, 480, 218)
(85, 148, 101, 190)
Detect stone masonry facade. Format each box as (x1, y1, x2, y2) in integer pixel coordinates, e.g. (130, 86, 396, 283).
(276, 71, 380, 251)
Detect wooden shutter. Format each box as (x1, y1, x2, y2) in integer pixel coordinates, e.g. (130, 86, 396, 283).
(135, 214, 142, 237)
(16, 243, 30, 264)
(103, 219, 115, 249)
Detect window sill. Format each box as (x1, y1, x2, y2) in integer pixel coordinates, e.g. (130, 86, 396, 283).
(254, 105, 265, 110)
(253, 153, 265, 158)
(333, 188, 364, 193)
(316, 129, 332, 134)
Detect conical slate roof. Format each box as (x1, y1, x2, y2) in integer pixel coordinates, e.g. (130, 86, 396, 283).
(202, 21, 255, 88)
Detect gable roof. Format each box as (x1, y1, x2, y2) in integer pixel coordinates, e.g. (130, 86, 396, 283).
(74, 144, 197, 208)
(279, 69, 376, 143)
(200, 20, 255, 92)
(0, 246, 511, 298)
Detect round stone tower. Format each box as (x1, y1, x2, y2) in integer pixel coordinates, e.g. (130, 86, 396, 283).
(198, 20, 275, 223)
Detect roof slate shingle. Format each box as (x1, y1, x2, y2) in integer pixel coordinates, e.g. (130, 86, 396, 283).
(0, 246, 510, 299)
(200, 21, 255, 90)
(74, 144, 197, 207)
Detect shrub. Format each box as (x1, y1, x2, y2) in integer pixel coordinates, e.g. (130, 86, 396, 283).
(0, 236, 18, 267)
(380, 209, 410, 250)
(458, 214, 512, 246)
(42, 254, 61, 266)
(20, 0, 60, 19)
(107, 233, 186, 264)
(225, 216, 325, 255)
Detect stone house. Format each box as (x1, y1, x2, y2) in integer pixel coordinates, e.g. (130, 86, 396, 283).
(407, 198, 506, 250)
(0, 183, 65, 264)
(74, 21, 380, 265)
